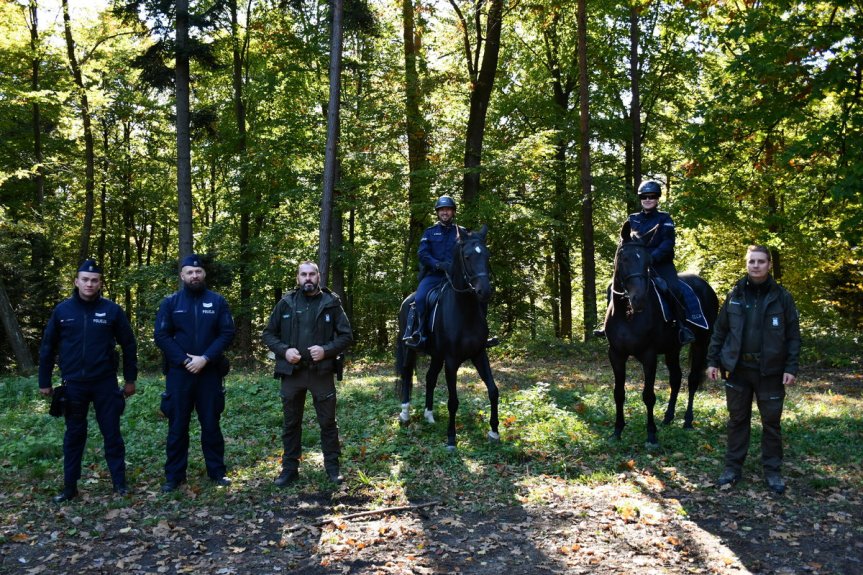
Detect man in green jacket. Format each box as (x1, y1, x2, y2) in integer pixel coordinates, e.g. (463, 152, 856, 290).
(707, 245, 801, 494)
(262, 261, 353, 486)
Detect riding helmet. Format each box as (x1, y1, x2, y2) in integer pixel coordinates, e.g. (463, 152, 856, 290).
(637, 180, 662, 197)
(434, 195, 457, 211)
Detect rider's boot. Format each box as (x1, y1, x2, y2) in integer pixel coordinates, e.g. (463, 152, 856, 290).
(673, 305, 695, 345)
(403, 303, 424, 349)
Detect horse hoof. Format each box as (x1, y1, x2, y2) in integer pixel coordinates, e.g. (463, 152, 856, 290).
(445, 445, 456, 453)
(645, 440, 660, 450)
(424, 409, 435, 424)
(662, 416, 674, 426)
(398, 414, 410, 426)
(487, 431, 500, 442)
(683, 421, 695, 430)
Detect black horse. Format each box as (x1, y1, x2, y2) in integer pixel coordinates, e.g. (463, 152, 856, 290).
(395, 224, 500, 450)
(606, 221, 719, 447)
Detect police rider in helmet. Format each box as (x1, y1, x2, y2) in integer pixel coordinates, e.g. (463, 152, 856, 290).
(595, 180, 696, 345)
(404, 196, 497, 349)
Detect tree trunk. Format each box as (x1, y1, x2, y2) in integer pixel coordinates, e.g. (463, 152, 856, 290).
(62, 0, 95, 263)
(0, 277, 35, 375)
(231, 0, 253, 362)
(629, 5, 642, 188)
(578, 0, 597, 340)
(176, 0, 193, 260)
(402, 0, 431, 288)
(454, 0, 504, 207)
(29, 0, 45, 214)
(319, 0, 344, 287)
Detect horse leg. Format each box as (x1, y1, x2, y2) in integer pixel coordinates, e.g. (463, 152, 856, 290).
(663, 349, 683, 426)
(399, 347, 417, 425)
(472, 352, 500, 442)
(424, 356, 444, 424)
(640, 353, 659, 447)
(444, 360, 459, 450)
(610, 348, 628, 440)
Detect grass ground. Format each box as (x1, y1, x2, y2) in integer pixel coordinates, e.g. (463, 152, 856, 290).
(0, 338, 861, 574)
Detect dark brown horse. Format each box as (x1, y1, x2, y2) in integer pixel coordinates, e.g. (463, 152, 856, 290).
(606, 221, 718, 447)
(395, 225, 499, 450)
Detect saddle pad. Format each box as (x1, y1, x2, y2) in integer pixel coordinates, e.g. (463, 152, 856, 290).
(650, 280, 709, 330)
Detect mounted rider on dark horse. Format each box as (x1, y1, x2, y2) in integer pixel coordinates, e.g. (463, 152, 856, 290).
(596, 179, 706, 343)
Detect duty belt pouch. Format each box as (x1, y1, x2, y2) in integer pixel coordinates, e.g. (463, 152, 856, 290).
(49, 385, 67, 417)
(217, 355, 231, 378)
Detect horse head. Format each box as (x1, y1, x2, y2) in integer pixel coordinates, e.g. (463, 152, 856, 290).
(452, 224, 492, 303)
(615, 221, 651, 312)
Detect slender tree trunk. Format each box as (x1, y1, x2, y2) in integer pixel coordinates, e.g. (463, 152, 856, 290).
(231, 0, 253, 362)
(544, 12, 574, 341)
(578, 0, 597, 339)
(629, 6, 642, 188)
(62, 0, 95, 263)
(0, 278, 35, 374)
(29, 0, 45, 214)
(458, 0, 504, 206)
(176, 0, 193, 260)
(98, 121, 109, 263)
(319, 0, 344, 286)
(402, 0, 431, 288)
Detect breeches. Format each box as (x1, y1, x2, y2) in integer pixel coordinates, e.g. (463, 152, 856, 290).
(280, 368, 340, 472)
(161, 369, 226, 481)
(723, 368, 786, 474)
(415, 274, 445, 320)
(63, 378, 126, 486)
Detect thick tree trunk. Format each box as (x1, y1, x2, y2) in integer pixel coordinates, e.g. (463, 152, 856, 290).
(0, 278, 35, 375)
(62, 0, 95, 263)
(176, 0, 193, 260)
(319, 0, 344, 286)
(578, 0, 597, 339)
(402, 0, 431, 288)
(455, 0, 504, 207)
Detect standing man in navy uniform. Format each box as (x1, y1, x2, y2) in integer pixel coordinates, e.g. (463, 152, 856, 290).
(262, 261, 353, 486)
(38, 259, 138, 502)
(155, 254, 235, 492)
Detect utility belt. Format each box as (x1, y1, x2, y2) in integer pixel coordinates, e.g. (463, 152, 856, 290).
(741, 352, 761, 363)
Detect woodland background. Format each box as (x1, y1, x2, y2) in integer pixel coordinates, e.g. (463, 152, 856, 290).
(1, 0, 861, 373)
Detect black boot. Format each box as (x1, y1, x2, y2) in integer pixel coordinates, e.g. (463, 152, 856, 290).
(53, 483, 78, 503)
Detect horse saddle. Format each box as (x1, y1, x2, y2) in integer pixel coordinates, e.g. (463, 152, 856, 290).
(650, 279, 709, 330)
(424, 283, 449, 333)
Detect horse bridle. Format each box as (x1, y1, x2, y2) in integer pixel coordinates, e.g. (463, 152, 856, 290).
(612, 243, 649, 302)
(447, 229, 488, 294)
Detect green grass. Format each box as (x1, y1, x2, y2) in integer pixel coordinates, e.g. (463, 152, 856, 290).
(1, 351, 861, 520)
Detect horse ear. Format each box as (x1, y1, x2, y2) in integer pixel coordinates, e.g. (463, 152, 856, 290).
(620, 221, 631, 243)
(476, 224, 488, 242)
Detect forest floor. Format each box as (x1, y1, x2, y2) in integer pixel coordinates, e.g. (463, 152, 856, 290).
(1, 361, 861, 575)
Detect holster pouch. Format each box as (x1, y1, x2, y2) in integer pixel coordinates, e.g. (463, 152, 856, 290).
(49, 385, 67, 418)
(335, 353, 344, 381)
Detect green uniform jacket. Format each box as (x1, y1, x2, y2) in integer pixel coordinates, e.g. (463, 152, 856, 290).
(707, 275, 801, 377)
(261, 288, 353, 378)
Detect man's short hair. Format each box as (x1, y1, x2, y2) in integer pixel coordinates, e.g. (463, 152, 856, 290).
(747, 245, 771, 262)
(298, 260, 319, 272)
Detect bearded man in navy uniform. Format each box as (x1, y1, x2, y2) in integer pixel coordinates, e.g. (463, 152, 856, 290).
(155, 254, 235, 493)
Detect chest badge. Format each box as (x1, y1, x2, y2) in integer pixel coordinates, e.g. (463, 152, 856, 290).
(203, 302, 213, 308)
(772, 316, 779, 327)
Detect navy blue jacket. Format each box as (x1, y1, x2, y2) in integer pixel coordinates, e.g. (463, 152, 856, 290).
(38, 290, 138, 388)
(154, 286, 235, 371)
(418, 222, 468, 274)
(628, 209, 677, 278)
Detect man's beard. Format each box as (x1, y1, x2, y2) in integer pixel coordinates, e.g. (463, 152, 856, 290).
(185, 279, 206, 293)
(302, 281, 319, 294)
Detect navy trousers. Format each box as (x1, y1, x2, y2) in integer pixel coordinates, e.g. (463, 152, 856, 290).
(724, 367, 786, 475)
(161, 368, 226, 482)
(63, 377, 126, 487)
